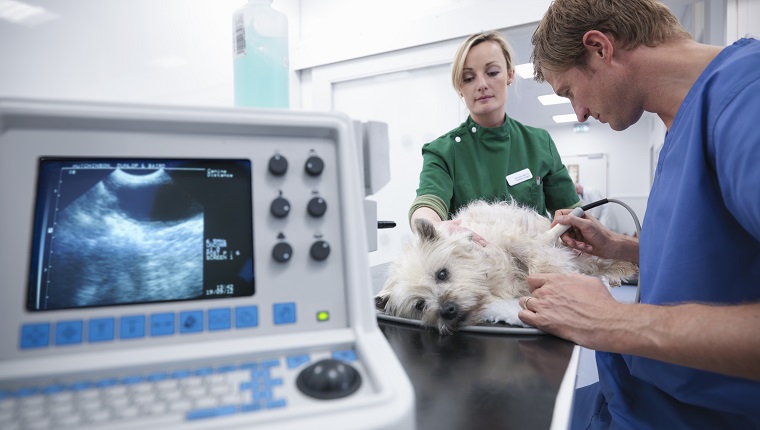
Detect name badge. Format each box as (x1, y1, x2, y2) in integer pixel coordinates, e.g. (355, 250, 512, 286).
(506, 168, 533, 186)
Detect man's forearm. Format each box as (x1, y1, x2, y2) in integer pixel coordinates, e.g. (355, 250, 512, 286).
(615, 301, 760, 380)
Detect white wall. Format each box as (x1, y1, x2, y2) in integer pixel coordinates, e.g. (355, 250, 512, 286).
(547, 114, 660, 236)
(0, 0, 302, 107)
(727, 0, 760, 41)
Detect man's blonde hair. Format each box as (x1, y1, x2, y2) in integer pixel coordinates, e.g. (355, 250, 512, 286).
(531, 0, 691, 82)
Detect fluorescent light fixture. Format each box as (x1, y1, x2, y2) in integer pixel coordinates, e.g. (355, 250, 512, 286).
(573, 123, 590, 133)
(553, 114, 579, 124)
(0, 0, 57, 26)
(538, 94, 570, 106)
(514, 63, 534, 80)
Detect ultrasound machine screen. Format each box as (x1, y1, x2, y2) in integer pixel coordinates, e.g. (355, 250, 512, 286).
(28, 159, 254, 311)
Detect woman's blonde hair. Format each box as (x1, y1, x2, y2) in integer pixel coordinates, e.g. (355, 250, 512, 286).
(451, 31, 515, 92)
(531, 0, 691, 82)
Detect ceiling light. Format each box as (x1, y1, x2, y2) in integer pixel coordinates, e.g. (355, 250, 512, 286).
(538, 94, 570, 106)
(514, 63, 534, 80)
(573, 123, 590, 133)
(0, 0, 57, 26)
(553, 114, 578, 124)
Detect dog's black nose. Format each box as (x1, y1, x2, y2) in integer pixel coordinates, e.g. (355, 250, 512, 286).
(440, 302, 459, 320)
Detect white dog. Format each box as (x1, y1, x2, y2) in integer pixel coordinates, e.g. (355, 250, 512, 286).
(375, 200, 638, 334)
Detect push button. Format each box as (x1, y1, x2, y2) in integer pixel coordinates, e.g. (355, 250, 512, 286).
(273, 303, 296, 325)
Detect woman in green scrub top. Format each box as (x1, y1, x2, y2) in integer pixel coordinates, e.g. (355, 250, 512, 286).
(409, 31, 580, 241)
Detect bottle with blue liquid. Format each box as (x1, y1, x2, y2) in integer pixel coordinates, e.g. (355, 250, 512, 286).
(232, 0, 289, 108)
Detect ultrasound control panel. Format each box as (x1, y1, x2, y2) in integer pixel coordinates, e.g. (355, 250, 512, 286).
(0, 99, 414, 429)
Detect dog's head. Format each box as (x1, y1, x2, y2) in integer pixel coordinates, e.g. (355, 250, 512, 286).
(375, 218, 513, 334)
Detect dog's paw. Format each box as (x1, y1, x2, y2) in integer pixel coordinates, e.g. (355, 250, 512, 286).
(480, 299, 532, 327)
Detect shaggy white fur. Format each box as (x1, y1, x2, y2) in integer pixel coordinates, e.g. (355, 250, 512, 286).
(375, 200, 638, 334)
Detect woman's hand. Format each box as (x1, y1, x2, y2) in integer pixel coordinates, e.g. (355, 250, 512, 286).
(439, 219, 488, 247)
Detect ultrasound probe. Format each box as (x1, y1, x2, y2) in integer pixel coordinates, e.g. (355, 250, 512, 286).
(546, 198, 626, 242)
(545, 198, 642, 302)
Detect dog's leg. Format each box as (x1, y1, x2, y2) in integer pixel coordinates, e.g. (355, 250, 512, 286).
(480, 299, 532, 327)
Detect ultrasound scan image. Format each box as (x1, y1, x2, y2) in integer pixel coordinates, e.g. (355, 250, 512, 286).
(28, 159, 254, 311)
(48, 168, 204, 308)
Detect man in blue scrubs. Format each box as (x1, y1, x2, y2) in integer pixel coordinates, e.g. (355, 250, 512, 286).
(522, 0, 760, 428)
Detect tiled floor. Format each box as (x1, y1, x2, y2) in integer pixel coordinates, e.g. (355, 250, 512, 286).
(575, 284, 639, 388)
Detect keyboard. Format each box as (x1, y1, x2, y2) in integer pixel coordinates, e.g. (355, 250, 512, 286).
(0, 348, 359, 430)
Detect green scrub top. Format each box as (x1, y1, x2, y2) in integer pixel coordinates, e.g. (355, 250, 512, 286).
(410, 115, 580, 222)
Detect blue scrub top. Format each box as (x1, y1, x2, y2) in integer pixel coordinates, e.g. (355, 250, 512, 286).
(575, 38, 760, 429)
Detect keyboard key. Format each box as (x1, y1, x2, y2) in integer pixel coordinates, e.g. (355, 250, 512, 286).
(186, 405, 236, 421)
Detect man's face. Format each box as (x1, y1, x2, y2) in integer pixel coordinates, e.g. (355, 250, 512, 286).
(542, 64, 644, 131)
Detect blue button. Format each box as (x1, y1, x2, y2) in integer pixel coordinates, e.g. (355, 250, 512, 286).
(88, 318, 115, 343)
(273, 303, 296, 325)
(20, 323, 50, 349)
(69, 381, 92, 391)
(42, 384, 64, 395)
(186, 405, 237, 421)
(95, 378, 118, 388)
(208, 308, 231, 331)
(179, 310, 203, 334)
(150, 313, 175, 336)
(195, 367, 213, 377)
(235, 306, 259, 329)
(172, 369, 191, 379)
(286, 354, 310, 369)
(240, 403, 261, 413)
(332, 350, 358, 362)
(15, 387, 39, 397)
(218, 364, 236, 373)
(266, 399, 287, 409)
(147, 372, 167, 382)
(120, 315, 146, 339)
(55, 320, 83, 346)
(122, 375, 143, 385)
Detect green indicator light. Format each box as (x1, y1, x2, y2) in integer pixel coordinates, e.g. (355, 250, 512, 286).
(317, 311, 330, 322)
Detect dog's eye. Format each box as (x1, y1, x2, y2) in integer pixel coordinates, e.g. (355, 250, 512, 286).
(436, 268, 448, 281)
(414, 300, 425, 311)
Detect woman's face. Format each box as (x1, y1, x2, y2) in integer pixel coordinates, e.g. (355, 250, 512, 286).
(459, 41, 514, 127)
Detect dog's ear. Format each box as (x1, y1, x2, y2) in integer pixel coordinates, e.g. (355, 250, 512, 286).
(413, 218, 438, 242)
(374, 293, 389, 311)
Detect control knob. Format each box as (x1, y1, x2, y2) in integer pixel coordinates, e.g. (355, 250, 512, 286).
(304, 156, 324, 177)
(268, 154, 288, 176)
(272, 242, 293, 263)
(307, 197, 327, 218)
(310, 240, 330, 261)
(270, 197, 290, 218)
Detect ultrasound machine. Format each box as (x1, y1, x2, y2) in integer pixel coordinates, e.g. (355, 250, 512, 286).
(0, 98, 415, 429)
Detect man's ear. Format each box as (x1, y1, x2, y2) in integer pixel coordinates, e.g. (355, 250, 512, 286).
(582, 30, 614, 64)
(413, 218, 438, 242)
